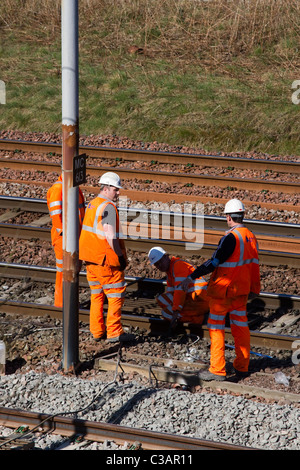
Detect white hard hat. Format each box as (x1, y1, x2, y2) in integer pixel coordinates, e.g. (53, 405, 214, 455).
(99, 172, 122, 189)
(148, 247, 166, 265)
(224, 198, 245, 215)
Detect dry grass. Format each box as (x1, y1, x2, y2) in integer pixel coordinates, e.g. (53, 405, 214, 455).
(0, 0, 299, 154)
(1, 0, 299, 67)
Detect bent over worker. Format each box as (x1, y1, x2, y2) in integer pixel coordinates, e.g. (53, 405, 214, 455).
(181, 199, 260, 381)
(148, 247, 209, 328)
(47, 174, 85, 308)
(79, 172, 134, 343)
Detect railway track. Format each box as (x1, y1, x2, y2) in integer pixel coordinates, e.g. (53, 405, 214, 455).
(1, 138, 300, 173)
(0, 263, 298, 352)
(2, 158, 299, 195)
(0, 196, 299, 267)
(1, 193, 299, 351)
(1, 195, 299, 239)
(0, 139, 299, 197)
(1, 260, 300, 314)
(1, 298, 298, 353)
(0, 407, 252, 450)
(1, 223, 298, 267)
(1, 290, 299, 406)
(0, 141, 299, 451)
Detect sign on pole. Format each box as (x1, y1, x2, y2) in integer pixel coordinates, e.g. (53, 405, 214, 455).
(73, 153, 87, 187)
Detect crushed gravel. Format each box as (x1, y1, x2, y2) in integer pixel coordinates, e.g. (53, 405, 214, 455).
(0, 367, 300, 450)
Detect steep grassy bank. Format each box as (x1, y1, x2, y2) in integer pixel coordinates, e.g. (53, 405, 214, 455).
(0, 0, 299, 155)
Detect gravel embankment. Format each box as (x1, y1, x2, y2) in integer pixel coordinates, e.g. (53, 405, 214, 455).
(0, 306, 300, 450)
(0, 370, 300, 450)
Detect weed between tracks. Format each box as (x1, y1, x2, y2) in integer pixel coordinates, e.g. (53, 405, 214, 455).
(0, 0, 300, 155)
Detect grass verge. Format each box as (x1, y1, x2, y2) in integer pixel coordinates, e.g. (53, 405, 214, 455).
(0, 0, 299, 155)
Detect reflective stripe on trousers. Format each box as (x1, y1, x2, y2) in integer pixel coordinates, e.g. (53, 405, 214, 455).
(207, 295, 250, 376)
(156, 292, 207, 325)
(86, 264, 126, 339)
(53, 238, 63, 308)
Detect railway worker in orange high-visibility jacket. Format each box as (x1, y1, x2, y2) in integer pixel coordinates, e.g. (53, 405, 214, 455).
(148, 247, 209, 328)
(79, 172, 135, 344)
(181, 199, 261, 381)
(47, 174, 85, 308)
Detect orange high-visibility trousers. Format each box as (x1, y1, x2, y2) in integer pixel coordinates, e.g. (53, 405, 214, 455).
(207, 295, 250, 376)
(156, 292, 208, 324)
(86, 263, 126, 340)
(53, 237, 63, 308)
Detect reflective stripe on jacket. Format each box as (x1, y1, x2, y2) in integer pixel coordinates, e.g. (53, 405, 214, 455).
(207, 226, 260, 299)
(47, 175, 85, 245)
(79, 195, 126, 266)
(166, 257, 208, 312)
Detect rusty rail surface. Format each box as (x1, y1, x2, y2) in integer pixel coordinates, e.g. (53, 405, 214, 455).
(1, 156, 299, 195)
(0, 138, 299, 173)
(0, 221, 299, 267)
(0, 407, 252, 450)
(0, 195, 299, 266)
(0, 261, 299, 312)
(0, 295, 298, 352)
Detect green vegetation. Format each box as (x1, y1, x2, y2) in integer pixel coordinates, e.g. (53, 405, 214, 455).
(0, 0, 300, 155)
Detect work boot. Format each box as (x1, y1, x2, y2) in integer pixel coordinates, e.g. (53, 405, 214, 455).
(234, 368, 249, 379)
(198, 370, 226, 381)
(107, 333, 135, 343)
(94, 333, 106, 342)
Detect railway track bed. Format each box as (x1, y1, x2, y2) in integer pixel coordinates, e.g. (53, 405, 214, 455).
(0, 343, 299, 450)
(0, 133, 299, 450)
(0, 137, 299, 212)
(1, 294, 299, 396)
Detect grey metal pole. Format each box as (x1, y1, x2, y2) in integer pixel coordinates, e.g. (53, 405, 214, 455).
(61, 0, 79, 371)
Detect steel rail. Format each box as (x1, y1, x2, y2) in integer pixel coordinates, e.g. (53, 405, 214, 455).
(1, 195, 299, 256)
(1, 180, 299, 221)
(0, 261, 299, 311)
(0, 194, 299, 262)
(0, 176, 298, 214)
(0, 195, 298, 238)
(0, 407, 251, 450)
(0, 138, 299, 174)
(0, 196, 48, 213)
(1, 195, 299, 239)
(1, 222, 298, 267)
(0, 297, 298, 351)
(1, 157, 299, 194)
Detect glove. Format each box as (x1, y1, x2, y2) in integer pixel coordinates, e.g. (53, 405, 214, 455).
(248, 292, 258, 300)
(118, 255, 127, 271)
(181, 276, 191, 291)
(170, 311, 180, 329)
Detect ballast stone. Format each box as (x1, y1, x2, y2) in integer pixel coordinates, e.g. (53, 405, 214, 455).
(0, 371, 300, 450)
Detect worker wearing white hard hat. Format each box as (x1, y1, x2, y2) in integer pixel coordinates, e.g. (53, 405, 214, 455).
(148, 246, 167, 265)
(224, 198, 245, 216)
(79, 171, 135, 344)
(148, 247, 209, 329)
(181, 199, 260, 381)
(99, 171, 123, 189)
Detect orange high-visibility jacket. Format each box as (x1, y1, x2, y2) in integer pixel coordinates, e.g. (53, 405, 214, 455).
(207, 226, 260, 299)
(166, 257, 208, 312)
(79, 195, 126, 267)
(47, 175, 85, 245)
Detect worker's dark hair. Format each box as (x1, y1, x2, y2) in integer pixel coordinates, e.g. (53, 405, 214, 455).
(231, 214, 244, 223)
